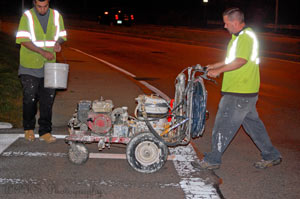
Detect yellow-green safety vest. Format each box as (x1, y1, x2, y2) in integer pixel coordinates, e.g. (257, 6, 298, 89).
(222, 27, 260, 94)
(16, 8, 67, 69)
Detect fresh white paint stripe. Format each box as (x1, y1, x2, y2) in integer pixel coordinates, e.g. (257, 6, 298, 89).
(0, 134, 19, 154)
(89, 152, 126, 159)
(2, 150, 176, 160)
(170, 145, 220, 199)
(69, 47, 136, 78)
(18, 134, 67, 139)
(139, 80, 170, 101)
(69, 47, 170, 101)
(89, 153, 176, 160)
(2, 151, 67, 157)
(0, 134, 66, 155)
(0, 177, 181, 191)
(180, 178, 220, 199)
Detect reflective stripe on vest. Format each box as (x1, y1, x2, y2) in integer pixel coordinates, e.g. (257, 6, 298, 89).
(24, 10, 36, 41)
(16, 31, 32, 39)
(53, 10, 67, 40)
(54, 10, 60, 41)
(225, 30, 260, 65)
(225, 37, 239, 64)
(16, 9, 66, 48)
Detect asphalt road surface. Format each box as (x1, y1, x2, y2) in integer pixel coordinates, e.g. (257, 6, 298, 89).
(1, 22, 300, 199)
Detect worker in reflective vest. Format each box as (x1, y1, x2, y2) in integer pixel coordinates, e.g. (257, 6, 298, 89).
(192, 8, 281, 170)
(16, 0, 67, 143)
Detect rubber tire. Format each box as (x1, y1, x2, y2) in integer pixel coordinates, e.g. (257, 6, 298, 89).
(68, 143, 89, 165)
(126, 132, 168, 173)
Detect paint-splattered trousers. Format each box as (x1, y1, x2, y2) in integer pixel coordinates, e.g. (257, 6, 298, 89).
(20, 75, 56, 136)
(204, 94, 281, 165)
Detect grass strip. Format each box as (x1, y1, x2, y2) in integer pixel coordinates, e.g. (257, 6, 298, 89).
(0, 31, 22, 128)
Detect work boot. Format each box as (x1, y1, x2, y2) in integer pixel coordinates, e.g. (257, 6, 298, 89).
(24, 130, 35, 141)
(253, 158, 282, 169)
(191, 160, 220, 170)
(39, 133, 56, 143)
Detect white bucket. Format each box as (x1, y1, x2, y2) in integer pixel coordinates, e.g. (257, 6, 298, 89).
(44, 63, 69, 89)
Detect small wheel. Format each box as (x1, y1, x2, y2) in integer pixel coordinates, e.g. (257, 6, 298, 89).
(68, 143, 89, 165)
(126, 132, 168, 173)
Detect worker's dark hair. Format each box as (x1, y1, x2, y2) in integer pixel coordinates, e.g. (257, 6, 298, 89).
(223, 8, 244, 23)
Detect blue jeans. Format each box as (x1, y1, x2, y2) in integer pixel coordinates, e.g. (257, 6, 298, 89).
(204, 95, 281, 165)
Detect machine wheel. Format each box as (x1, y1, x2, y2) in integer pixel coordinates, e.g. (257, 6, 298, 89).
(68, 143, 89, 165)
(126, 132, 168, 173)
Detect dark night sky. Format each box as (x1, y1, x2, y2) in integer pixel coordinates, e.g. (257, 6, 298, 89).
(1, 0, 299, 26)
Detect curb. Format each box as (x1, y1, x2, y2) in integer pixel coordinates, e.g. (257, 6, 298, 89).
(0, 122, 13, 129)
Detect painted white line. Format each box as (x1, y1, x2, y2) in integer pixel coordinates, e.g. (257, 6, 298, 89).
(180, 178, 220, 199)
(0, 134, 19, 154)
(170, 145, 220, 199)
(0, 177, 181, 190)
(0, 134, 66, 155)
(89, 152, 126, 159)
(89, 153, 176, 160)
(2, 150, 176, 160)
(139, 80, 170, 101)
(69, 47, 170, 101)
(18, 134, 67, 139)
(0, 178, 39, 185)
(2, 151, 67, 157)
(69, 47, 136, 78)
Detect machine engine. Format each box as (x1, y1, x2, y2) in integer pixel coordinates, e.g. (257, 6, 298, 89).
(69, 98, 115, 134)
(68, 95, 170, 139)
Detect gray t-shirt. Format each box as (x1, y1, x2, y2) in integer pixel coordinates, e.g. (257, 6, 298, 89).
(18, 8, 50, 78)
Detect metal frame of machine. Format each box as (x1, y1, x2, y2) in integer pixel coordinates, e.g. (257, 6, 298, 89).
(65, 64, 214, 173)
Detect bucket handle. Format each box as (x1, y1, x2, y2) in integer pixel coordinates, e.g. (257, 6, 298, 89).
(60, 49, 67, 64)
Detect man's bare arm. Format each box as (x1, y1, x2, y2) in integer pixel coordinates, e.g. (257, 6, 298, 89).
(21, 41, 54, 60)
(207, 58, 247, 78)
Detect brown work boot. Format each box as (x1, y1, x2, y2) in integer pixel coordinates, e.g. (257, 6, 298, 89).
(24, 130, 35, 141)
(39, 133, 56, 143)
(253, 158, 282, 169)
(191, 160, 220, 170)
